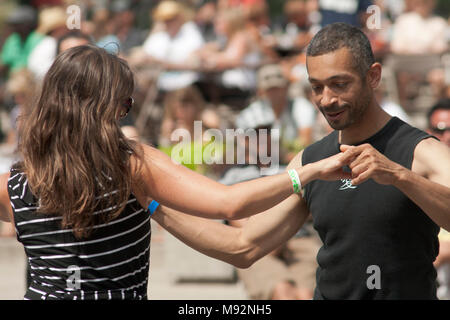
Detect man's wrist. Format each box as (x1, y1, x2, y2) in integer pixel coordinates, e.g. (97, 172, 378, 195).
(392, 167, 411, 188)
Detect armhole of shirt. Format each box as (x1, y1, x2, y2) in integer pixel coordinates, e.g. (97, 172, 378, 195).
(301, 147, 311, 210)
(408, 134, 439, 170)
(7, 168, 22, 240)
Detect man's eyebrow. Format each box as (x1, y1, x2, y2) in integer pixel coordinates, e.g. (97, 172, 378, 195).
(309, 74, 353, 82)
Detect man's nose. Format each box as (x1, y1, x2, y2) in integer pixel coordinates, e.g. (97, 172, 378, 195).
(320, 87, 338, 108)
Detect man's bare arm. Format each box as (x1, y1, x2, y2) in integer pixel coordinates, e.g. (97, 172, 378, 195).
(152, 191, 306, 268)
(402, 138, 450, 230)
(342, 139, 450, 231)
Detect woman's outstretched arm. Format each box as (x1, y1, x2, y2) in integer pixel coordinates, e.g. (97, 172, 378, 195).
(133, 145, 352, 220)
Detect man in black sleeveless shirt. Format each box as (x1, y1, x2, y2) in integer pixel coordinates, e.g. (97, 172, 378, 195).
(158, 22, 449, 299)
(290, 22, 450, 299)
(120, 22, 450, 300)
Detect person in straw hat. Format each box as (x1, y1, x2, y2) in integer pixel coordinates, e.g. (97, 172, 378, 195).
(137, 1, 204, 91)
(28, 6, 70, 79)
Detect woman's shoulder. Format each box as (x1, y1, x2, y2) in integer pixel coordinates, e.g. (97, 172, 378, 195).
(7, 165, 37, 207)
(130, 143, 165, 176)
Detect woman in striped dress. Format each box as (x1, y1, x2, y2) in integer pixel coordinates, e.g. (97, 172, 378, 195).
(0, 45, 313, 300)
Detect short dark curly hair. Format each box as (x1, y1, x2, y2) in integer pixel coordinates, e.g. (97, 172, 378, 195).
(427, 98, 450, 127)
(306, 22, 375, 77)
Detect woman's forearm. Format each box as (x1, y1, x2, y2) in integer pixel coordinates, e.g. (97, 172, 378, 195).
(138, 144, 348, 221)
(225, 164, 317, 219)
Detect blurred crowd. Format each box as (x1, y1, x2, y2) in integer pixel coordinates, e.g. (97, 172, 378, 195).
(0, 0, 449, 299)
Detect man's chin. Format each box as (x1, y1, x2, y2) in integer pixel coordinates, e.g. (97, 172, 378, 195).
(327, 119, 349, 131)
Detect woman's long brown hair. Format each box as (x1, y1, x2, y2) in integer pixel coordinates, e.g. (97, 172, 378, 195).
(17, 45, 142, 239)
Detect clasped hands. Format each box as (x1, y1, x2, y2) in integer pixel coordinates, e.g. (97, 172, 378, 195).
(312, 144, 406, 186)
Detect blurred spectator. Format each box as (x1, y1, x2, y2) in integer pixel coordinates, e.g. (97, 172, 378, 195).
(219, 0, 267, 12)
(138, 1, 204, 91)
(426, 99, 450, 300)
(0, 68, 37, 238)
(427, 65, 450, 102)
(109, 0, 146, 55)
(391, 0, 448, 55)
(92, 7, 122, 54)
(243, 1, 279, 62)
(3, 69, 36, 148)
(158, 85, 221, 174)
(236, 64, 316, 164)
(0, 5, 42, 76)
(56, 30, 93, 55)
(159, 85, 207, 147)
(279, 0, 315, 53)
(382, 0, 407, 19)
(198, 8, 263, 94)
(27, 6, 69, 79)
(427, 98, 450, 147)
(28, 0, 63, 7)
(318, 0, 373, 28)
(194, 0, 218, 42)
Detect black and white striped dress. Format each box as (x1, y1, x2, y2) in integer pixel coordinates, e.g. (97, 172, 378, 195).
(8, 167, 151, 300)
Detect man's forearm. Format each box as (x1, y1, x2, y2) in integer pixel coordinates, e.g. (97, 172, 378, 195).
(153, 206, 252, 268)
(152, 192, 308, 268)
(394, 169, 450, 231)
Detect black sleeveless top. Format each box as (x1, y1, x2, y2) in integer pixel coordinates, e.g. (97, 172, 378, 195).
(302, 117, 440, 299)
(8, 166, 151, 300)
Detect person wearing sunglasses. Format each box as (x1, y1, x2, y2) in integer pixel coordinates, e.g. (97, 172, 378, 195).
(0, 44, 353, 300)
(427, 98, 450, 299)
(427, 99, 450, 148)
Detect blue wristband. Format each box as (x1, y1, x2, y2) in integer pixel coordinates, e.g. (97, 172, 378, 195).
(148, 200, 159, 216)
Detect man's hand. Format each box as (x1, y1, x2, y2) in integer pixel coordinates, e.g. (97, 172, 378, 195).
(308, 149, 355, 182)
(340, 144, 406, 186)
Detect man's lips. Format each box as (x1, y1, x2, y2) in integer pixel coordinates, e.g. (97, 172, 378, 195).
(324, 110, 345, 120)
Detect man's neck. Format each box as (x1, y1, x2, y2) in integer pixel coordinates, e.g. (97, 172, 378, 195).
(338, 102, 391, 145)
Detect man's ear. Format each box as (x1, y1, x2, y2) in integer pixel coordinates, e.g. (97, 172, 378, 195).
(366, 62, 382, 89)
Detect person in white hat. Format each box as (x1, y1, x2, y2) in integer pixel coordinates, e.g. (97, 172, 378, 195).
(139, 1, 204, 91)
(27, 6, 70, 79)
(236, 63, 316, 164)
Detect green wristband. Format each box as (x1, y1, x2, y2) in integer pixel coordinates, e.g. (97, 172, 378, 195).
(288, 169, 302, 193)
